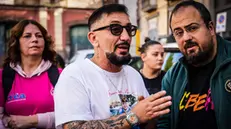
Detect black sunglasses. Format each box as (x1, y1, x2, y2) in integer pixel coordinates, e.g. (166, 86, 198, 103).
(93, 24, 137, 37)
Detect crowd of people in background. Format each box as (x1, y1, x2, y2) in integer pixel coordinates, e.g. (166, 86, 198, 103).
(0, 1, 231, 129)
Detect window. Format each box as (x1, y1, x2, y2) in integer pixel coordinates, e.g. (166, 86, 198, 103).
(69, 25, 93, 59)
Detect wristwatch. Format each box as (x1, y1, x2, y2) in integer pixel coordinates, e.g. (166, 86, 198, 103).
(126, 111, 139, 127)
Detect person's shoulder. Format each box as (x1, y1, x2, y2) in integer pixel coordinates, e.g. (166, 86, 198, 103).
(222, 37, 231, 46)
(218, 36, 231, 50)
(123, 65, 139, 73)
(224, 39, 231, 51)
(217, 38, 231, 59)
(123, 65, 143, 79)
(62, 59, 92, 74)
(61, 61, 82, 74)
(168, 61, 183, 72)
(68, 59, 89, 69)
(164, 61, 185, 81)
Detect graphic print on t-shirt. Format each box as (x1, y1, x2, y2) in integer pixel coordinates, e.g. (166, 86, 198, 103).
(109, 91, 137, 116)
(177, 58, 217, 129)
(179, 88, 214, 112)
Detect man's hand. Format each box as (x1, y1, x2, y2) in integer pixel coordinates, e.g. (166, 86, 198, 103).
(132, 90, 171, 123)
(3, 115, 38, 129)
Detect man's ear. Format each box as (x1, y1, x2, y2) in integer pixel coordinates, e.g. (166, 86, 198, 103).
(88, 31, 99, 47)
(208, 21, 215, 35)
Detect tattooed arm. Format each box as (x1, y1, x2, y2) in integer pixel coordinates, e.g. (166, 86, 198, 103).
(63, 113, 131, 129)
(61, 91, 172, 129)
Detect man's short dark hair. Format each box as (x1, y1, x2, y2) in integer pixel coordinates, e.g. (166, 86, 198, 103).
(88, 4, 129, 31)
(169, 1, 212, 31)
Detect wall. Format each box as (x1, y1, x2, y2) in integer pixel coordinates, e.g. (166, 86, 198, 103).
(0, 6, 39, 21)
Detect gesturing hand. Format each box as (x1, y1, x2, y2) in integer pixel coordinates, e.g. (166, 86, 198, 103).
(131, 90, 171, 123)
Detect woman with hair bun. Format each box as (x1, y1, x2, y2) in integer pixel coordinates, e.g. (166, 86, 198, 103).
(139, 37, 166, 95)
(138, 37, 166, 129)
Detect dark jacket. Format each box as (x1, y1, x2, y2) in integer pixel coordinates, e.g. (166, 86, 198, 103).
(157, 35, 231, 129)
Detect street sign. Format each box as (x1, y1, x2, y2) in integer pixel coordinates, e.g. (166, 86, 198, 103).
(216, 12, 227, 33)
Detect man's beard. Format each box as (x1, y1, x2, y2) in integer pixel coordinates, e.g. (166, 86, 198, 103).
(184, 40, 214, 66)
(106, 42, 131, 66)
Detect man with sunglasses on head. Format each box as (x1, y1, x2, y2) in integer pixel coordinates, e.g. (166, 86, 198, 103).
(54, 4, 172, 129)
(157, 1, 231, 129)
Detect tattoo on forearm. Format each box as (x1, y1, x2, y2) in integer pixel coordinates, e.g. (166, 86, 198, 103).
(66, 114, 128, 129)
(104, 115, 126, 127)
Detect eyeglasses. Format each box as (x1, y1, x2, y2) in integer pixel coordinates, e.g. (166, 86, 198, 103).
(173, 23, 205, 39)
(93, 24, 137, 37)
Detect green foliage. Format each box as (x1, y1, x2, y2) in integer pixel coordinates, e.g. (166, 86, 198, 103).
(164, 53, 174, 71)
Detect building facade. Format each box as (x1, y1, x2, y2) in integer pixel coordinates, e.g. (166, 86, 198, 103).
(0, 0, 105, 64)
(137, 0, 215, 46)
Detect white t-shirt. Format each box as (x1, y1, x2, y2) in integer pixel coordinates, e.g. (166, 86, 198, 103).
(54, 59, 149, 127)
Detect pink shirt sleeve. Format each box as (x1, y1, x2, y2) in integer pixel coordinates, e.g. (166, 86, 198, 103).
(37, 112, 55, 128)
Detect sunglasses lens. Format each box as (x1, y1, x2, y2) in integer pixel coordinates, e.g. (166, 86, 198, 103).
(127, 25, 137, 36)
(110, 24, 123, 36)
(110, 24, 137, 36)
